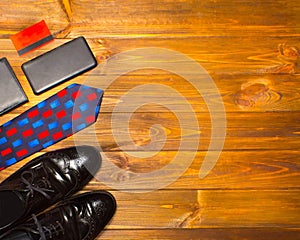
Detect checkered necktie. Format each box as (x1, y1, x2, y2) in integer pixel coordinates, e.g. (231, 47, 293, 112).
(0, 83, 103, 170)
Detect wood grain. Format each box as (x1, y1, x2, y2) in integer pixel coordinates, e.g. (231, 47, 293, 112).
(71, 189, 300, 229)
(1, 149, 300, 190)
(0, 0, 69, 37)
(0, 0, 299, 239)
(1, 37, 300, 113)
(100, 229, 300, 240)
(1, 149, 300, 191)
(2, 36, 300, 73)
(69, 0, 300, 38)
(1, 112, 300, 151)
(1, 1, 300, 38)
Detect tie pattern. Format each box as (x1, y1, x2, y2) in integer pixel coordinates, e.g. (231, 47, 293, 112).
(0, 83, 103, 170)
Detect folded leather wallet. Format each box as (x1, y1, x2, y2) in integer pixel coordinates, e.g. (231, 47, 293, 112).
(22, 36, 97, 95)
(0, 58, 28, 115)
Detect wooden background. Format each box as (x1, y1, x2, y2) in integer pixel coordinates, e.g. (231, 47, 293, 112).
(1, 0, 300, 239)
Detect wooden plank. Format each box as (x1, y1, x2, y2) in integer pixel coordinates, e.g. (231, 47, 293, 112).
(90, 150, 300, 190)
(1, 36, 300, 112)
(0, 1, 299, 38)
(2, 36, 300, 73)
(1, 149, 300, 190)
(65, 74, 300, 113)
(75, 190, 300, 229)
(9, 72, 300, 113)
(0, 112, 299, 151)
(69, 0, 300, 37)
(76, 112, 300, 151)
(4, 72, 300, 113)
(0, 2, 298, 239)
(0, 0, 69, 37)
(99, 228, 300, 240)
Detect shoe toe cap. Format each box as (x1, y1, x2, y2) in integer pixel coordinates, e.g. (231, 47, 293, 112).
(69, 146, 102, 176)
(86, 191, 117, 230)
(74, 191, 117, 239)
(52, 146, 101, 192)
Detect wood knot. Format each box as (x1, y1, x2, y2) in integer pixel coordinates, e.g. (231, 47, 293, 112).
(110, 152, 130, 170)
(278, 43, 299, 63)
(96, 50, 113, 62)
(110, 170, 132, 182)
(262, 43, 299, 74)
(52, 23, 72, 38)
(234, 79, 280, 109)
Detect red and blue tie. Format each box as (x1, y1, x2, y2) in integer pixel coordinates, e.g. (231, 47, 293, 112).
(0, 83, 103, 171)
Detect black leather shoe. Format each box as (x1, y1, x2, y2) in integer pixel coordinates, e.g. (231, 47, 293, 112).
(0, 146, 101, 234)
(0, 191, 116, 240)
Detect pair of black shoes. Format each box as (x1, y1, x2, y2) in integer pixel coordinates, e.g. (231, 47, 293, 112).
(0, 146, 116, 240)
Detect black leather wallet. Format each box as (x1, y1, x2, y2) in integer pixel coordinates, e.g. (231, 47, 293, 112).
(22, 36, 97, 95)
(0, 58, 28, 115)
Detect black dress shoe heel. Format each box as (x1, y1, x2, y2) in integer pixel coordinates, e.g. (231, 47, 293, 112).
(0, 190, 25, 230)
(1, 191, 117, 240)
(0, 146, 101, 235)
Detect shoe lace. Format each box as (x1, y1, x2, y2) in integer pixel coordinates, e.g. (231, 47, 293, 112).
(32, 214, 64, 240)
(21, 170, 55, 200)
